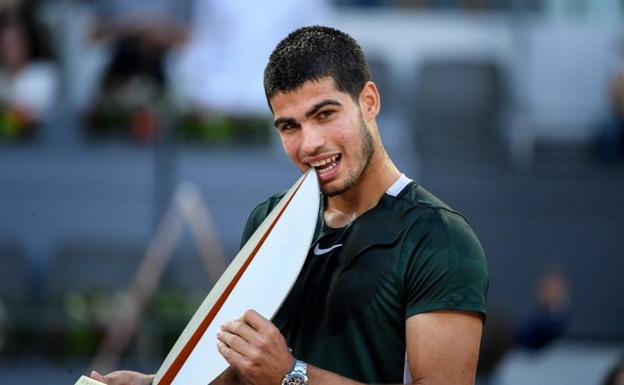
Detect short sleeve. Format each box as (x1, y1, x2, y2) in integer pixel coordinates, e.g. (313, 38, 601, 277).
(403, 209, 489, 319)
(239, 203, 269, 249)
(239, 192, 287, 250)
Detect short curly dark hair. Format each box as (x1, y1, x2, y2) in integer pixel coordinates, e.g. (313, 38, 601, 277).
(263, 25, 371, 108)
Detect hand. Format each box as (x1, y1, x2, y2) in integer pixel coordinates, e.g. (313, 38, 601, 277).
(217, 310, 293, 385)
(90, 370, 154, 385)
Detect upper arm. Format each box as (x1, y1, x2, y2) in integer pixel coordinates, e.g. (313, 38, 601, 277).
(401, 209, 488, 384)
(406, 311, 483, 385)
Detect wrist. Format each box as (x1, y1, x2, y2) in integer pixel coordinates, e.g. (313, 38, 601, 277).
(281, 359, 307, 385)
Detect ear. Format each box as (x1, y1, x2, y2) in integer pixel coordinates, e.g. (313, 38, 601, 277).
(359, 81, 381, 122)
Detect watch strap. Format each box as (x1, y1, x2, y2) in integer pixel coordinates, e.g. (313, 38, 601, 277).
(281, 359, 308, 385)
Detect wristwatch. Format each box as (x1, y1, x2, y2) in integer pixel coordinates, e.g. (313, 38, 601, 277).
(281, 359, 308, 385)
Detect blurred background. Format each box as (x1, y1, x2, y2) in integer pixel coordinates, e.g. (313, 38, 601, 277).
(1, 0, 623, 384)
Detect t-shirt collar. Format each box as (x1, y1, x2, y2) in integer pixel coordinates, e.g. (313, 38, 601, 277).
(385, 173, 413, 197)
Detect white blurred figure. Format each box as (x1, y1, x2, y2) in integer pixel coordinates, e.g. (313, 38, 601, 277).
(0, 12, 58, 140)
(172, 0, 331, 115)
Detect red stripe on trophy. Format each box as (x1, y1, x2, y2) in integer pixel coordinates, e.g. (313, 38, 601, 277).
(157, 172, 309, 385)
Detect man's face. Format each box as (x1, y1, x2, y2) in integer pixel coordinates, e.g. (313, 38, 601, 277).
(269, 77, 375, 197)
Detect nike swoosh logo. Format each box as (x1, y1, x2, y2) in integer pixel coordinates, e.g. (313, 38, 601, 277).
(313, 243, 343, 256)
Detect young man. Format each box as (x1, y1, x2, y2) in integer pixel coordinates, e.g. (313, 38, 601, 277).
(92, 26, 488, 385)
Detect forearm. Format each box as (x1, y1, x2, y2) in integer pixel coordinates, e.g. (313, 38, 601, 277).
(307, 364, 449, 385)
(306, 364, 362, 385)
(216, 310, 477, 385)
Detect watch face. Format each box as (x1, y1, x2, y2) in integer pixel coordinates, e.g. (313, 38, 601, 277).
(284, 373, 306, 385)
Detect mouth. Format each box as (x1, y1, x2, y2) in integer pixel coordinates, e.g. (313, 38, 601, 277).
(308, 154, 341, 176)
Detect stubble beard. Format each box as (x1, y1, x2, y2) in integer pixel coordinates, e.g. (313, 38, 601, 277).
(323, 116, 375, 198)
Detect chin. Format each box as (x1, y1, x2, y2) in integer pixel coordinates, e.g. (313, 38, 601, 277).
(319, 182, 340, 197)
(320, 180, 353, 197)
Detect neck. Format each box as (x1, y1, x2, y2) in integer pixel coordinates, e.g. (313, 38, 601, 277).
(324, 145, 401, 228)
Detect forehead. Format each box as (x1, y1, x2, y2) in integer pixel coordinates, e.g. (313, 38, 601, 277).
(269, 77, 353, 117)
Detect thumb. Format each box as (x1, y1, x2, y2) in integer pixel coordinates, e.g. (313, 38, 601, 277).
(91, 371, 106, 383)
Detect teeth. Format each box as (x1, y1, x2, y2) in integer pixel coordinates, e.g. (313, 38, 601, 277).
(308, 154, 340, 175)
(309, 155, 339, 168)
(317, 161, 337, 174)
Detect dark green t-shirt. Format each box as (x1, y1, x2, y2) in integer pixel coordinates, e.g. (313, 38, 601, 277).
(240, 178, 489, 383)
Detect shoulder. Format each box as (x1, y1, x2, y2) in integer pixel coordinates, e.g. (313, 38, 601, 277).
(239, 190, 288, 247)
(387, 182, 473, 242)
(407, 207, 486, 272)
(393, 181, 456, 214)
(356, 181, 475, 252)
(395, 183, 485, 267)
(247, 190, 288, 223)
(389, 183, 488, 316)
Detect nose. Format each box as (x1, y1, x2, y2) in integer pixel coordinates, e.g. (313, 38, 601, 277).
(300, 125, 325, 156)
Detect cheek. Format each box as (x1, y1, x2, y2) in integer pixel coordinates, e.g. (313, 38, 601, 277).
(334, 129, 348, 143)
(281, 138, 295, 159)
(326, 121, 349, 146)
(280, 136, 304, 165)
(333, 127, 357, 153)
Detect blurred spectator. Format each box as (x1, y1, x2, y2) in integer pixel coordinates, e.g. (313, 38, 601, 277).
(477, 267, 571, 385)
(172, 0, 330, 115)
(595, 38, 624, 160)
(85, 0, 192, 142)
(169, 0, 330, 145)
(604, 358, 624, 385)
(514, 266, 570, 350)
(0, 0, 58, 142)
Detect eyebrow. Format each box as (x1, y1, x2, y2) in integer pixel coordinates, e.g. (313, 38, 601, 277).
(274, 116, 297, 128)
(274, 99, 343, 128)
(305, 99, 342, 119)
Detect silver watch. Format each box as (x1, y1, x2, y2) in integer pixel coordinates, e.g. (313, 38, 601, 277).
(281, 359, 308, 385)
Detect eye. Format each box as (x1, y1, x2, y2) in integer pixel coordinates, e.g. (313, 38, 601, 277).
(278, 122, 299, 133)
(318, 109, 335, 120)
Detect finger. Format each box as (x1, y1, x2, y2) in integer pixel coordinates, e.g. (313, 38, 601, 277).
(217, 329, 258, 358)
(242, 310, 286, 345)
(221, 319, 257, 343)
(217, 340, 248, 368)
(91, 371, 106, 383)
(241, 309, 272, 332)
